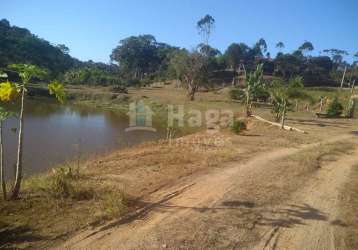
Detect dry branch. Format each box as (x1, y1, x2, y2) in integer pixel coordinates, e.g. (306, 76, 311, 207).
(251, 115, 306, 134)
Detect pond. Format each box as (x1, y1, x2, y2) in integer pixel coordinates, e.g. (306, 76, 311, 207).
(2, 99, 167, 179)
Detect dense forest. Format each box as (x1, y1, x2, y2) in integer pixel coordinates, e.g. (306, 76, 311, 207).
(0, 18, 357, 87)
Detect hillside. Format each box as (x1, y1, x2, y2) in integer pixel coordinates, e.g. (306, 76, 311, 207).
(0, 19, 79, 77)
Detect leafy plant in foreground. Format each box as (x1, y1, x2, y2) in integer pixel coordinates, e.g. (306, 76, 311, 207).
(0, 82, 19, 200)
(326, 97, 343, 117)
(244, 64, 265, 116)
(345, 98, 356, 118)
(231, 120, 247, 134)
(7, 64, 65, 199)
(269, 76, 307, 128)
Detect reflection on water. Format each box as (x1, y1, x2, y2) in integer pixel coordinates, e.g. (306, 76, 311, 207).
(2, 99, 166, 179)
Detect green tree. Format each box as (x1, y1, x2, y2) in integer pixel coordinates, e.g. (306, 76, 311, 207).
(56, 44, 70, 54)
(170, 50, 206, 101)
(322, 49, 349, 68)
(276, 41, 285, 52)
(110, 35, 177, 80)
(0, 19, 77, 77)
(110, 35, 158, 79)
(299, 41, 314, 55)
(197, 43, 221, 58)
(274, 53, 302, 78)
(255, 38, 267, 55)
(224, 43, 250, 71)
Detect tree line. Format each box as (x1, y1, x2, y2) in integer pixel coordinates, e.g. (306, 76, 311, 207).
(1, 18, 357, 89)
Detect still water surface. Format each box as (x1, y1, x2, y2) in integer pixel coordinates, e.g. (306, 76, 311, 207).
(2, 99, 166, 179)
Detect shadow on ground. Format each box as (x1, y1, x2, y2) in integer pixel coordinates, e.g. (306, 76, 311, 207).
(287, 118, 351, 128)
(0, 223, 47, 249)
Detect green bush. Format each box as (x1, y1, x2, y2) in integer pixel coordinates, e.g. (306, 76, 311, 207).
(111, 85, 128, 94)
(346, 98, 356, 118)
(229, 88, 245, 100)
(45, 166, 94, 200)
(102, 191, 128, 218)
(127, 78, 141, 87)
(253, 87, 270, 102)
(231, 120, 247, 134)
(326, 97, 343, 117)
(48, 167, 75, 199)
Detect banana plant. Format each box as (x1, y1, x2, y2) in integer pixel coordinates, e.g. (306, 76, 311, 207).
(269, 76, 309, 128)
(244, 64, 265, 116)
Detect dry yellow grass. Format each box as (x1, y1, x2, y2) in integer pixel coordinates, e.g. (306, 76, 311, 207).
(335, 163, 358, 249)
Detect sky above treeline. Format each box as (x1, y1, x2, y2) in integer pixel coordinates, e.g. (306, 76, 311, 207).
(1, 0, 357, 63)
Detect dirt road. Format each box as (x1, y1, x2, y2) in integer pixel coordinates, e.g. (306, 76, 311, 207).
(57, 134, 358, 250)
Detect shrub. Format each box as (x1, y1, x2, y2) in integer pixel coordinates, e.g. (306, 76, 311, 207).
(102, 190, 128, 218)
(229, 88, 245, 100)
(231, 119, 247, 134)
(111, 85, 128, 94)
(127, 78, 141, 87)
(48, 167, 75, 199)
(41, 166, 95, 200)
(253, 87, 270, 102)
(326, 97, 343, 117)
(345, 98, 356, 118)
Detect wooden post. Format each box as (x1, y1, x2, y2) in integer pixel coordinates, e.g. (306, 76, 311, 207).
(340, 66, 347, 89)
(281, 100, 286, 129)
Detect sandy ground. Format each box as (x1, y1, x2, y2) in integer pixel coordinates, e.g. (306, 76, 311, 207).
(56, 131, 358, 250)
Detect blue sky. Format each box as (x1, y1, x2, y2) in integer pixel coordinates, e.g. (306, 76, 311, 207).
(1, 0, 357, 63)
